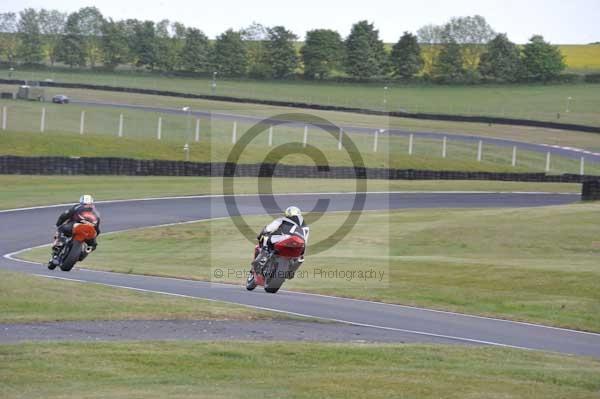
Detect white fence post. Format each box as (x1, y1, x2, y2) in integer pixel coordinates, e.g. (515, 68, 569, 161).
(157, 117, 162, 140)
(268, 125, 273, 146)
(183, 143, 190, 161)
(512, 146, 517, 167)
(118, 113, 123, 137)
(79, 110, 85, 135)
(40, 107, 46, 133)
(373, 130, 379, 152)
(442, 136, 447, 158)
(1, 106, 6, 130)
(408, 134, 414, 155)
(477, 140, 482, 162)
(338, 128, 343, 150)
(545, 152, 551, 172)
(303, 125, 308, 147)
(195, 118, 200, 142)
(580, 156, 585, 175)
(231, 121, 237, 144)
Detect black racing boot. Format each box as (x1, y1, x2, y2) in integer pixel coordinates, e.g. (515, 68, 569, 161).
(47, 236, 64, 270)
(251, 248, 270, 272)
(47, 250, 60, 270)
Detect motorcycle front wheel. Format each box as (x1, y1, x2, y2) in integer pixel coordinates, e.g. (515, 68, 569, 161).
(60, 242, 82, 272)
(246, 272, 257, 291)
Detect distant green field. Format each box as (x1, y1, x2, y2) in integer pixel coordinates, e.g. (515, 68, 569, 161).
(6, 84, 600, 152)
(560, 44, 600, 73)
(4, 66, 600, 126)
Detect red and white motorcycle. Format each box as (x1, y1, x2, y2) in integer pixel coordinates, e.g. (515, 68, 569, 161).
(246, 232, 306, 294)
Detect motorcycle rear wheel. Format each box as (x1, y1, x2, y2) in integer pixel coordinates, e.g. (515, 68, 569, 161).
(264, 275, 284, 293)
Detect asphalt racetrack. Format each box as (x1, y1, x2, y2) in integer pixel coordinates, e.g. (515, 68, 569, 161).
(2, 191, 600, 357)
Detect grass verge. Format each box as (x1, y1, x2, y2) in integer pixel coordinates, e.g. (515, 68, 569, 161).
(2, 128, 597, 175)
(21, 203, 600, 331)
(0, 174, 580, 210)
(1, 341, 599, 399)
(0, 270, 277, 323)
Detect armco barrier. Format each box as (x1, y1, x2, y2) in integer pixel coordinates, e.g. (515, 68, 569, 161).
(1, 79, 599, 134)
(1, 156, 599, 184)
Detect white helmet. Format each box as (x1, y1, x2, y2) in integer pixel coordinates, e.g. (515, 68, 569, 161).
(284, 206, 302, 218)
(79, 194, 94, 205)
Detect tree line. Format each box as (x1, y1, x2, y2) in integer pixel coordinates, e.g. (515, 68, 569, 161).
(0, 9, 567, 83)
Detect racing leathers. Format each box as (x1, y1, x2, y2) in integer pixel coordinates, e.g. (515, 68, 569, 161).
(52, 204, 101, 256)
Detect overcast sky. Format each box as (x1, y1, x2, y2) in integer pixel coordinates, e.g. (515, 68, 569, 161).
(5, 0, 600, 43)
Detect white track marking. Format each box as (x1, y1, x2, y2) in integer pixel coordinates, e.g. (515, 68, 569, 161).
(2, 191, 594, 342)
(29, 273, 532, 350)
(540, 143, 600, 157)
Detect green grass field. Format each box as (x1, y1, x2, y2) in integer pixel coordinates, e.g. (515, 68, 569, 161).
(21, 203, 600, 331)
(2, 341, 599, 399)
(2, 117, 597, 175)
(0, 270, 276, 323)
(4, 66, 600, 126)
(0, 175, 579, 210)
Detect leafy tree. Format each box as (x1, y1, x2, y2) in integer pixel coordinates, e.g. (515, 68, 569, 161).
(478, 33, 521, 82)
(241, 22, 270, 78)
(180, 27, 210, 72)
(0, 13, 20, 65)
(56, 12, 86, 67)
(301, 29, 343, 79)
(170, 21, 187, 70)
(417, 24, 444, 76)
(132, 21, 158, 69)
(17, 8, 44, 64)
(38, 9, 66, 66)
(101, 19, 129, 70)
(344, 20, 387, 79)
(390, 32, 423, 79)
(441, 15, 495, 71)
(433, 40, 465, 82)
(521, 35, 565, 81)
(77, 7, 104, 68)
(155, 19, 179, 71)
(264, 26, 298, 79)
(213, 29, 247, 77)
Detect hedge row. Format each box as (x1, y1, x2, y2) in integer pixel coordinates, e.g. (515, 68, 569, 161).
(1, 79, 599, 134)
(1, 156, 599, 184)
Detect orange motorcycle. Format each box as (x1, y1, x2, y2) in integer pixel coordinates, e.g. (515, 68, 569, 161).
(53, 223, 97, 272)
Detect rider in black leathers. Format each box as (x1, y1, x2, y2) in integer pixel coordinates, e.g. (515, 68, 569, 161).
(48, 195, 101, 269)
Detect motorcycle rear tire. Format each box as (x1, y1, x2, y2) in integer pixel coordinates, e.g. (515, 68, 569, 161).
(264, 276, 284, 293)
(60, 243, 82, 272)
